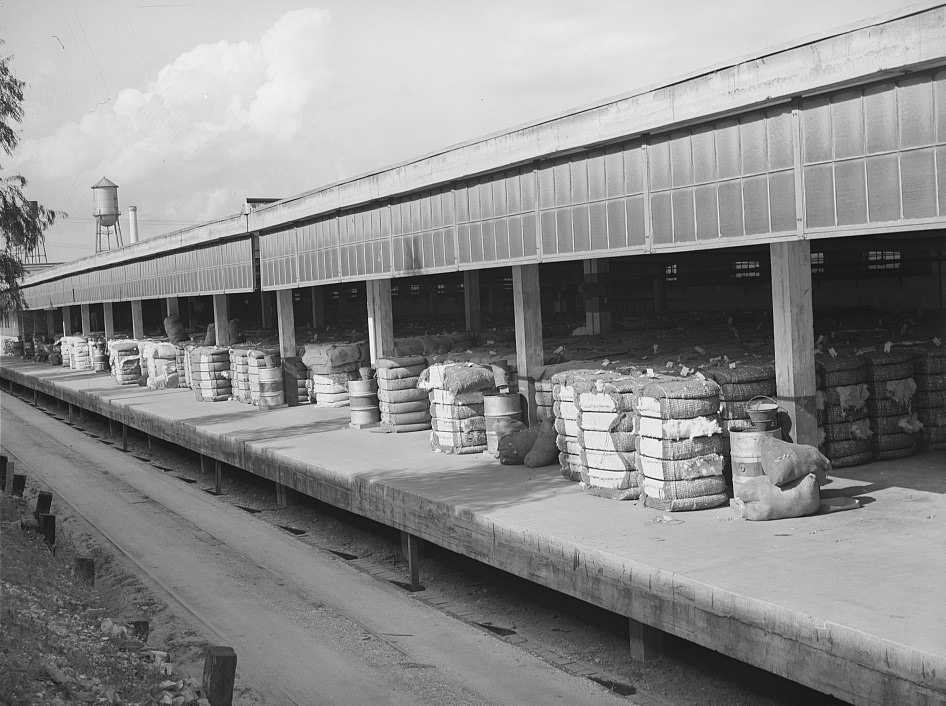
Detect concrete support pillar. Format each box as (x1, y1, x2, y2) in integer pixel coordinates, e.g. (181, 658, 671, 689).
(464, 271, 481, 333)
(61, 305, 73, 337)
(131, 300, 145, 340)
(103, 302, 115, 341)
(770, 241, 818, 446)
(80, 304, 92, 335)
(366, 278, 394, 364)
(165, 297, 180, 318)
(46, 310, 56, 339)
(276, 288, 299, 406)
(310, 287, 324, 329)
(513, 265, 544, 426)
(583, 259, 611, 335)
(213, 294, 230, 347)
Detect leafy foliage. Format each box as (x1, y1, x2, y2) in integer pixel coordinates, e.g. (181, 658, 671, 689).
(0, 47, 63, 313)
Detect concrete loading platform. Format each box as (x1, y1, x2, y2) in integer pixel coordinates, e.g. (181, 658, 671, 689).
(2, 360, 944, 705)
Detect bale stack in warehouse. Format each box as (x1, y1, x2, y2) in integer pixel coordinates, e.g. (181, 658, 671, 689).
(861, 349, 919, 461)
(703, 364, 776, 450)
(190, 347, 231, 402)
(282, 357, 309, 405)
(60, 336, 72, 367)
(108, 340, 140, 385)
(247, 348, 284, 409)
(550, 371, 583, 481)
(229, 347, 252, 403)
(90, 336, 109, 372)
(815, 354, 872, 468)
(419, 362, 496, 454)
(140, 341, 179, 390)
(71, 336, 91, 370)
(376, 355, 431, 432)
(636, 376, 727, 512)
(302, 342, 366, 406)
(574, 371, 643, 501)
(907, 344, 946, 450)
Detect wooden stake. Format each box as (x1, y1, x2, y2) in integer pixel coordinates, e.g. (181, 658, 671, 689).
(0, 455, 7, 493)
(38, 513, 56, 549)
(214, 460, 222, 496)
(202, 646, 237, 706)
(130, 618, 150, 643)
(34, 490, 53, 520)
(11, 471, 26, 498)
(629, 617, 664, 662)
(401, 531, 422, 589)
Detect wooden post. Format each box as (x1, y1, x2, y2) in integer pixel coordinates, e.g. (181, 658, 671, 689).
(165, 297, 180, 318)
(276, 289, 299, 406)
(200, 454, 210, 477)
(0, 455, 7, 492)
(770, 241, 818, 446)
(147, 433, 153, 454)
(512, 265, 544, 426)
(275, 482, 288, 508)
(11, 471, 25, 497)
(80, 304, 92, 334)
(33, 388, 38, 406)
(214, 460, 222, 496)
(629, 618, 664, 662)
(103, 302, 115, 341)
(464, 271, 481, 333)
(365, 278, 394, 364)
(310, 287, 324, 329)
(130, 619, 150, 643)
(62, 305, 73, 336)
(260, 291, 273, 330)
(38, 513, 56, 550)
(583, 259, 612, 335)
(401, 531, 422, 589)
(122, 423, 128, 453)
(46, 310, 56, 339)
(653, 266, 667, 312)
(213, 294, 230, 347)
(68, 404, 74, 425)
(131, 300, 145, 340)
(34, 490, 53, 520)
(202, 646, 237, 706)
(75, 556, 95, 585)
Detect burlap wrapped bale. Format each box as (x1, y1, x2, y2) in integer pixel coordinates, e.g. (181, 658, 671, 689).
(759, 436, 830, 486)
(636, 453, 724, 482)
(163, 315, 188, 344)
(418, 362, 495, 395)
(497, 423, 540, 465)
(524, 418, 558, 468)
(735, 474, 820, 521)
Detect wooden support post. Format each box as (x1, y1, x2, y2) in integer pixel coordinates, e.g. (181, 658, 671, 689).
(62, 305, 73, 336)
(583, 259, 612, 335)
(629, 618, 664, 662)
(38, 513, 56, 550)
(147, 433, 153, 453)
(463, 270, 481, 333)
(276, 289, 299, 406)
(200, 454, 210, 477)
(75, 556, 95, 585)
(202, 646, 237, 706)
(310, 287, 324, 329)
(513, 265, 544, 426)
(46, 310, 56, 339)
(652, 268, 667, 312)
(365, 278, 394, 364)
(401, 531, 422, 589)
(80, 303, 92, 335)
(68, 404, 74, 425)
(122, 423, 128, 453)
(131, 300, 145, 340)
(770, 241, 818, 446)
(130, 619, 150, 643)
(214, 460, 222, 496)
(108, 418, 115, 436)
(11, 471, 26, 497)
(34, 491, 53, 520)
(33, 389, 38, 406)
(103, 302, 115, 341)
(275, 482, 288, 508)
(165, 297, 180, 318)
(213, 294, 230, 347)
(0, 455, 6, 493)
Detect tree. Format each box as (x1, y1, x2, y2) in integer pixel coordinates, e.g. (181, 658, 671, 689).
(0, 46, 63, 313)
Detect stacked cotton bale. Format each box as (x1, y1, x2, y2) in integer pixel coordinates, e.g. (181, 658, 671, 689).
(703, 363, 776, 439)
(637, 377, 727, 512)
(816, 355, 872, 468)
(247, 348, 284, 409)
(302, 342, 367, 407)
(906, 345, 946, 450)
(175, 345, 189, 388)
(419, 362, 496, 454)
(376, 355, 431, 432)
(190, 347, 231, 402)
(71, 336, 91, 370)
(60, 336, 72, 367)
(229, 347, 252, 404)
(182, 345, 196, 389)
(550, 371, 583, 481)
(534, 378, 554, 421)
(574, 372, 644, 501)
(140, 341, 179, 390)
(860, 350, 919, 461)
(108, 339, 140, 385)
(282, 357, 309, 405)
(89, 336, 109, 372)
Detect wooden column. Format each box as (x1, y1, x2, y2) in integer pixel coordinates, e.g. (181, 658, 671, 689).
(366, 278, 394, 364)
(513, 265, 544, 426)
(61, 305, 72, 336)
(770, 240, 818, 446)
(652, 266, 667, 312)
(165, 297, 180, 318)
(310, 287, 324, 329)
(260, 291, 273, 330)
(80, 304, 92, 334)
(45, 310, 56, 339)
(213, 294, 230, 347)
(276, 288, 299, 406)
(130, 300, 145, 340)
(583, 259, 611, 335)
(629, 618, 664, 662)
(463, 271, 481, 333)
(103, 302, 115, 341)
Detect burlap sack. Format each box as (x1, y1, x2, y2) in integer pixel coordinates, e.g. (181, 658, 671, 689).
(760, 436, 830, 486)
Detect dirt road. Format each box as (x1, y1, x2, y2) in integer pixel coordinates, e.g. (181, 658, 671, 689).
(1, 392, 629, 705)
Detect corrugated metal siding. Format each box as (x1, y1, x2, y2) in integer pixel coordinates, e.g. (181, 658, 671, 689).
(196, 239, 254, 293)
(296, 218, 341, 287)
(802, 69, 946, 231)
(259, 227, 298, 289)
(392, 187, 455, 274)
(457, 167, 535, 266)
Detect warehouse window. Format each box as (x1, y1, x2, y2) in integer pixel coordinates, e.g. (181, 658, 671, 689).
(733, 260, 761, 279)
(811, 251, 825, 275)
(865, 250, 900, 271)
(410, 283, 422, 296)
(665, 263, 678, 282)
(391, 285, 399, 297)
(437, 283, 447, 295)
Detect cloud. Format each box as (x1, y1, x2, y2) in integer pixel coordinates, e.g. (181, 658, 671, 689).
(10, 7, 332, 226)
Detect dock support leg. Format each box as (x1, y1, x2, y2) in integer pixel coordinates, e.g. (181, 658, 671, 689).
(68, 404, 73, 425)
(33, 389, 38, 406)
(108, 418, 114, 436)
(214, 460, 222, 496)
(147, 434, 152, 453)
(401, 531, 422, 589)
(275, 482, 288, 508)
(628, 618, 664, 662)
(122, 423, 128, 453)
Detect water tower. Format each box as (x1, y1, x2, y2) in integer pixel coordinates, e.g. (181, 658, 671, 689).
(92, 177, 123, 252)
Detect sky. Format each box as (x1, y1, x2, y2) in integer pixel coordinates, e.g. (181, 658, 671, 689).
(0, 0, 929, 263)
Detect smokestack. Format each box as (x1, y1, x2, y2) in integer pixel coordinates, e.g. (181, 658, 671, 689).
(128, 206, 139, 244)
